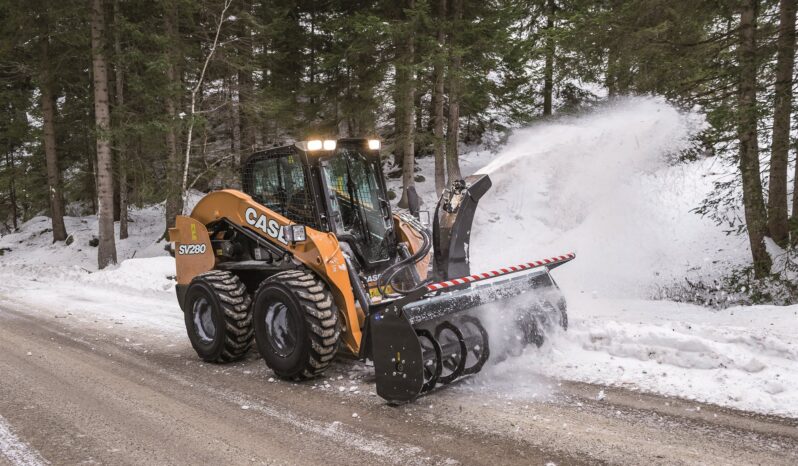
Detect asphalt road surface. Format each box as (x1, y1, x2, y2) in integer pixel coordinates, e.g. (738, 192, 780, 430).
(0, 303, 796, 466)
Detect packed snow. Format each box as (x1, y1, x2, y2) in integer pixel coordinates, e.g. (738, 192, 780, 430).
(1, 97, 796, 418)
(0, 415, 47, 466)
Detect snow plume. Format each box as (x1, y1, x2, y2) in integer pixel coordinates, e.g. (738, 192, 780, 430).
(469, 96, 747, 298)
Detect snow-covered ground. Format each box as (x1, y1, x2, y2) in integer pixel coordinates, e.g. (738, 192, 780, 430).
(2, 97, 797, 418)
(476, 296, 798, 418)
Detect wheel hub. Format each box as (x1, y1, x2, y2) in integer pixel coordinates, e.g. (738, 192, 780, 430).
(192, 297, 216, 343)
(264, 301, 298, 358)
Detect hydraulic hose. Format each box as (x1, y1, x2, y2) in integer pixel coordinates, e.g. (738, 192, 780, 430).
(377, 226, 433, 297)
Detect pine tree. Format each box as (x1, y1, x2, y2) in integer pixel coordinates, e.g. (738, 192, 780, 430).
(542, 0, 556, 116)
(431, 0, 447, 196)
(397, 0, 418, 208)
(91, 0, 117, 268)
(445, 0, 463, 182)
(113, 0, 128, 240)
(40, 19, 68, 242)
(163, 1, 182, 232)
(768, 0, 797, 245)
(737, 0, 770, 277)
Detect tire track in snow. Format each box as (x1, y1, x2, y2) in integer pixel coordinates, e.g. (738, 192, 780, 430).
(0, 415, 48, 466)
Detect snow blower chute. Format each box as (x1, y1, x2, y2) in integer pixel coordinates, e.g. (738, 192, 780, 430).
(169, 139, 573, 404)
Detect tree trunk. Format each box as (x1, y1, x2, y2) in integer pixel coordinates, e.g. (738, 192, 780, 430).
(445, 0, 463, 182)
(393, 81, 404, 170)
(114, 0, 128, 240)
(91, 0, 117, 268)
(229, 76, 241, 156)
(5, 150, 17, 230)
(86, 141, 97, 214)
(432, 0, 447, 196)
(163, 2, 182, 232)
(41, 30, 68, 243)
(117, 147, 128, 239)
(770, 0, 798, 245)
(398, 0, 417, 209)
(605, 41, 616, 97)
(414, 70, 424, 131)
(738, 0, 771, 277)
(238, 0, 256, 159)
(543, 0, 556, 116)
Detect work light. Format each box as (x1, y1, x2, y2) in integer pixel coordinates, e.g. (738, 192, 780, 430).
(282, 224, 307, 243)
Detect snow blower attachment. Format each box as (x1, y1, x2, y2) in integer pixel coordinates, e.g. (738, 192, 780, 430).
(370, 253, 574, 402)
(169, 138, 574, 404)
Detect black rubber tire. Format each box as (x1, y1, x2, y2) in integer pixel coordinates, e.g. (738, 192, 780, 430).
(252, 270, 340, 379)
(520, 318, 546, 348)
(184, 271, 253, 363)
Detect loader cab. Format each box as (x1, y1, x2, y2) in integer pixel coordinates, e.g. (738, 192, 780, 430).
(241, 139, 397, 270)
(314, 139, 397, 268)
(241, 145, 321, 230)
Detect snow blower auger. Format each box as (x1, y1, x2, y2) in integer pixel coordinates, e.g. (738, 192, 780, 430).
(169, 138, 574, 404)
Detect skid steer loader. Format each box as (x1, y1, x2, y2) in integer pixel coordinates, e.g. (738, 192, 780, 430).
(169, 138, 573, 403)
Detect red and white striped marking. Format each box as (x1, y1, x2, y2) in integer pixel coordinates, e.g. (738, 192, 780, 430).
(425, 253, 576, 292)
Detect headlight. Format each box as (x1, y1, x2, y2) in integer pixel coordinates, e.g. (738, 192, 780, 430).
(323, 140, 337, 150)
(291, 224, 307, 242)
(281, 224, 307, 243)
(368, 139, 381, 150)
(307, 140, 323, 151)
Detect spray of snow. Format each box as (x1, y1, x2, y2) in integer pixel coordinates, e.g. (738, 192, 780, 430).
(426, 97, 795, 417)
(470, 97, 748, 298)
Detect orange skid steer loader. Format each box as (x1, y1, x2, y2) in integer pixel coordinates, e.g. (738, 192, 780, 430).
(169, 138, 573, 403)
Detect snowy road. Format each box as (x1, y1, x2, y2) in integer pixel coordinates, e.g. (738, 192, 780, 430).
(1, 302, 796, 465)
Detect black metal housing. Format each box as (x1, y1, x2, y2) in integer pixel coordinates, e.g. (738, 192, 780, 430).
(369, 265, 566, 403)
(432, 174, 492, 281)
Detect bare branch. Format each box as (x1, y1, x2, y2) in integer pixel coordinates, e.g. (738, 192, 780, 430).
(188, 153, 237, 192)
(181, 0, 234, 212)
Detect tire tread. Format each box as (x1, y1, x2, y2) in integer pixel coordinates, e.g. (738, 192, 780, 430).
(256, 270, 340, 379)
(191, 271, 253, 363)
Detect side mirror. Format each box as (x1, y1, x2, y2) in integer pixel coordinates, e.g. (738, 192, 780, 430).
(281, 224, 307, 244)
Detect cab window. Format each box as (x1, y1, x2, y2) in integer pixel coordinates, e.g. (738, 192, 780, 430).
(244, 152, 316, 227)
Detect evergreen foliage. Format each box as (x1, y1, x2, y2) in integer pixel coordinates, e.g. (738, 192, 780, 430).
(0, 0, 795, 277)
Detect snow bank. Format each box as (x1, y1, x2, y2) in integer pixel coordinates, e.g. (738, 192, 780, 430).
(0, 204, 181, 333)
(493, 296, 798, 418)
(0, 205, 168, 272)
(0, 190, 206, 273)
(82, 256, 176, 292)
